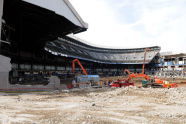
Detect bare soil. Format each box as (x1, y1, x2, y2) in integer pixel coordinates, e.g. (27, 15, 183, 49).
(0, 79, 186, 124)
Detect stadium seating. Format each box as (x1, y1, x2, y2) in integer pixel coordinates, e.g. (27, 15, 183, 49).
(45, 36, 160, 64)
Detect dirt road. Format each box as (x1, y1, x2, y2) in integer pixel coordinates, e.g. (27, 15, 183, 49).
(0, 87, 186, 124)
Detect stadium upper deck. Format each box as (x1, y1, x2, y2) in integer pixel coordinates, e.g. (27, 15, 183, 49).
(45, 36, 161, 64)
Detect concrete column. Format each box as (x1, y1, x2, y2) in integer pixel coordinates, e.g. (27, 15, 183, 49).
(0, 55, 11, 89)
(0, 1, 6, 89)
(0, 0, 4, 41)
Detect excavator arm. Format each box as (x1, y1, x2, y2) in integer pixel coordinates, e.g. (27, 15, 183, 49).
(124, 69, 131, 75)
(127, 73, 150, 81)
(124, 69, 150, 82)
(72, 59, 88, 75)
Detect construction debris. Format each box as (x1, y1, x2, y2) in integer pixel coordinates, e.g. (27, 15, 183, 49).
(0, 85, 186, 124)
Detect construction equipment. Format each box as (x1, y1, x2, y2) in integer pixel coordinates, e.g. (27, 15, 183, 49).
(154, 77, 177, 88)
(120, 48, 178, 88)
(110, 69, 135, 88)
(123, 69, 177, 88)
(71, 59, 100, 88)
(72, 58, 88, 75)
(124, 69, 162, 88)
(124, 69, 150, 81)
(110, 79, 134, 88)
(110, 48, 152, 88)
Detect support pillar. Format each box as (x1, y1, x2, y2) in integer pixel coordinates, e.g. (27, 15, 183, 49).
(0, 0, 4, 41)
(0, 55, 11, 89)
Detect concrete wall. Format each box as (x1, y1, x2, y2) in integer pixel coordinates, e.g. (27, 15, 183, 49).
(0, 0, 67, 91)
(0, 55, 11, 89)
(0, 0, 4, 40)
(0, 55, 64, 91)
(6, 76, 62, 91)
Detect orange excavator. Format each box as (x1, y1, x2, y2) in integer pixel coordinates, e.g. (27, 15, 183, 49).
(123, 48, 151, 82)
(72, 58, 88, 75)
(123, 48, 177, 88)
(124, 69, 177, 88)
(154, 77, 177, 88)
(124, 69, 150, 81)
(71, 59, 100, 87)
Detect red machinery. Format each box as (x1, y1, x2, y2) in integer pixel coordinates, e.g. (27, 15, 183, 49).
(114, 48, 178, 88)
(124, 69, 150, 81)
(111, 48, 151, 88)
(110, 79, 134, 88)
(123, 69, 177, 88)
(110, 69, 136, 88)
(154, 77, 177, 88)
(72, 59, 88, 75)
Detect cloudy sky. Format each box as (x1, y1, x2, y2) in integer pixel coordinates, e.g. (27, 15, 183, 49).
(69, 0, 186, 53)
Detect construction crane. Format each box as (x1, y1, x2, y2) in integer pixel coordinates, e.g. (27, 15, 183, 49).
(72, 58, 88, 75)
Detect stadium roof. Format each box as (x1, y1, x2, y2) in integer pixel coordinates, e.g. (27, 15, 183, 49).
(163, 53, 186, 58)
(1, 0, 88, 51)
(22, 0, 88, 30)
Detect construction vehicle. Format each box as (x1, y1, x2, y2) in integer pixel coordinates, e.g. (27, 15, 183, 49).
(114, 48, 178, 88)
(110, 69, 135, 88)
(110, 49, 151, 88)
(123, 69, 178, 88)
(123, 68, 177, 88)
(72, 59, 100, 87)
(110, 79, 134, 88)
(72, 59, 88, 75)
(154, 77, 177, 88)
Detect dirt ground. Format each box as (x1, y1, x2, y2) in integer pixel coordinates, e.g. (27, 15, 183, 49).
(0, 79, 186, 124)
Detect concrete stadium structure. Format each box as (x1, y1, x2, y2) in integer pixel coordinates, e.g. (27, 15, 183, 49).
(0, 0, 161, 90)
(46, 36, 160, 65)
(156, 53, 186, 78)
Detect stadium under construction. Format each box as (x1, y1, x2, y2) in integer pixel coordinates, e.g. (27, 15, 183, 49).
(1, 1, 186, 123)
(0, 0, 168, 90)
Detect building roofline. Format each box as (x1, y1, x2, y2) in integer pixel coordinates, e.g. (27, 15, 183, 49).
(66, 35, 161, 51)
(63, 0, 88, 29)
(22, 0, 88, 30)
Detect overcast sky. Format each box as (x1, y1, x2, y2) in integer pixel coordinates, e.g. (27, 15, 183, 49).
(69, 0, 186, 53)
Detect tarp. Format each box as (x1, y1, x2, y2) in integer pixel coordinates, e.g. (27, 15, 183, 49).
(22, 0, 88, 29)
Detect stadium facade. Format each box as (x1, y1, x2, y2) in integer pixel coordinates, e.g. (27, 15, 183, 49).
(45, 36, 160, 74)
(156, 53, 186, 78)
(0, 0, 161, 89)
